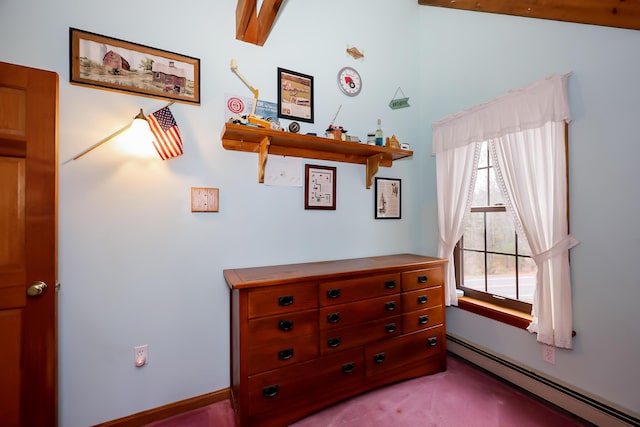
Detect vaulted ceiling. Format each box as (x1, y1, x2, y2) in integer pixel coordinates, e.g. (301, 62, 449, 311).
(235, 0, 639, 46)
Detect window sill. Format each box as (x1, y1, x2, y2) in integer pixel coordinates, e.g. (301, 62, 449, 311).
(455, 296, 533, 330)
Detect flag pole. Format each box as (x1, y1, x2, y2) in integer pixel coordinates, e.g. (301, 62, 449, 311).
(71, 101, 176, 161)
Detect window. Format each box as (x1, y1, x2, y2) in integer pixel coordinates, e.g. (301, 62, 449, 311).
(454, 142, 536, 313)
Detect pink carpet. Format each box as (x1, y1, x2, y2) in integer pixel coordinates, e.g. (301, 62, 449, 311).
(146, 356, 589, 427)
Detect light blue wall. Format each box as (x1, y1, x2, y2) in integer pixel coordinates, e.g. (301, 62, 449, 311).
(1, 1, 638, 425)
(1, 1, 430, 425)
(418, 7, 640, 415)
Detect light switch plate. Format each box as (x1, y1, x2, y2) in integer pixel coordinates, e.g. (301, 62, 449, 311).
(191, 187, 219, 212)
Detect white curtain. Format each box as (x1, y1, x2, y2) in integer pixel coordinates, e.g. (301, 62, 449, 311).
(432, 73, 578, 348)
(435, 141, 480, 306)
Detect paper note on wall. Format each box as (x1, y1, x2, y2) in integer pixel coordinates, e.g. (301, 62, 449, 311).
(264, 156, 302, 187)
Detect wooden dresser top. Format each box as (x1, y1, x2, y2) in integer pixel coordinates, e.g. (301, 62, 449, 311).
(224, 254, 447, 290)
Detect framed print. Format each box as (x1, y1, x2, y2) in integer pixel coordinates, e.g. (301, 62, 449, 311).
(305, 164, 336, 210)
(70, 28, 200, 104)
(375, 178, 401, 219)
(278, 67, 314, 123)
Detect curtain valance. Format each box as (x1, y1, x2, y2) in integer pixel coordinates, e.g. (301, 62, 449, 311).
(432, 73, 572, 155)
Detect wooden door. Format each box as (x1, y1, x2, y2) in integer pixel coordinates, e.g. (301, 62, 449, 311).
(0, 62, 58, 427)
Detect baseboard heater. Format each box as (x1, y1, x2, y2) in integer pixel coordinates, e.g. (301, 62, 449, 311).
(446, 334, 639, 427)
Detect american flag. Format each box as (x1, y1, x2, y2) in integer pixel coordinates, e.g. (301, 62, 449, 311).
(147, 106, 183, 160)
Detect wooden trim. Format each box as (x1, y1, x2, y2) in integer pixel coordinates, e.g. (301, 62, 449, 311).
(418, 0, 640, 31)
(456, 297, 576, 336)
(92, 389, 230, 427)
(236, 0, 284, 46)
(457, 296, 533, 330)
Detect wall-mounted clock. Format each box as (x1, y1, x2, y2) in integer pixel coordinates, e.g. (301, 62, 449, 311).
(337, 66, 362, 97)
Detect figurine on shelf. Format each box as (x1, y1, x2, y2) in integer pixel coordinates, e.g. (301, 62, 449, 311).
(386, 134, 401, 149)
(325, 124, 347, 140)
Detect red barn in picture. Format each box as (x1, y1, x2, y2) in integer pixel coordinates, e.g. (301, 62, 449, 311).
(153, 61, 187, 94)
(103, 50, 130, 70)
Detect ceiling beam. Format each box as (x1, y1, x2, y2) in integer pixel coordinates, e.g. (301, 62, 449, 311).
(236, 0, 284, 46)
(418, 0, 640, 31)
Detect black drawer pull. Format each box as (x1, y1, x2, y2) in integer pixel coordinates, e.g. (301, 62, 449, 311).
(342, 362, 355, 374)
(278, 319, 293, 331)
(327, 288, 341, 299)
(418, 275, 428, 283)
(373, 352, 385, 364)
(328, 337, 341, 348)
(385, 301, 396, 311)
(385, 323, 397, 333)
(419, 315, 429, 325)
(278, 348, 294, 360)
(278, 295, 294, 306)
(428, 337, 438, 347)
(263, 384, 279, 398)
(327, 312, 341, 323)
(417, 295, 428, 304)
(385, 280, 397, 289)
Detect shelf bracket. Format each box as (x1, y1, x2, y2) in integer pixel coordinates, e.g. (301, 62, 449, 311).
(366, 153, 384, 189)
(258, 136, 271, 183)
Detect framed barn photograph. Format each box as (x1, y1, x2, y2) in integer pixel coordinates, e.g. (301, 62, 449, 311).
(69, 28, 200, 105)
(375, 177, 401, 219)
(278, 67, 314, 123)
(305, 164, 336, 210)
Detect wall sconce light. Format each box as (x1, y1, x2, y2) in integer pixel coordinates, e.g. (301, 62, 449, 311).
(72, 101, 177, 161)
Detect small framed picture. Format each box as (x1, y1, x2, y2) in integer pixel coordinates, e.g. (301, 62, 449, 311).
(278, 67, 314, 123)
(375, 177, 401, 219)
(305, 164, 336, 210)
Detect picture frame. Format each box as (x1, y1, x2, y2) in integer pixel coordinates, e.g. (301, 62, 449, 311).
(375, 178, 401, 219)
(305, 164, 336, 210)
(278, 67, 314, 123)
(69, 28, 200, 105)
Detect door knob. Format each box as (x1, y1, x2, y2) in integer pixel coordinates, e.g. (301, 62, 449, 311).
(27, 281, 48, 297)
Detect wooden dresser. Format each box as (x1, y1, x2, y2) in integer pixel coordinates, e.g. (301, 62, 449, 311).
(224, 254, 448, 427)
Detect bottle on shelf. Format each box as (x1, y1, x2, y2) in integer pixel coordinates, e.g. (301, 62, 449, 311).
(375, 119, 384, 146)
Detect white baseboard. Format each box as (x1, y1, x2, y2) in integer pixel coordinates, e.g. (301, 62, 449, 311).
(447, 334, 639, 427)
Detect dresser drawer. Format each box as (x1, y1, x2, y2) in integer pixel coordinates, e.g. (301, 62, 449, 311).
(247, 334, 318, 375)
(247, 309, 318, 349)
(402, 306, 444, 334)
(319, 315, 401, 354)
(319, 294, 402, 330)
(319, 273, 401, 306)
(365, 326, 444, 377)
(402, 287, 443, 312)
(247, 348, 364, 416)
(401, 267, 444, 292)
(248, 283, 318, 318)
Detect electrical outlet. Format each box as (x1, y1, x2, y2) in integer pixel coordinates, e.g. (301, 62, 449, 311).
(134, 345, 148, 367)
(542, 344, 555, 365)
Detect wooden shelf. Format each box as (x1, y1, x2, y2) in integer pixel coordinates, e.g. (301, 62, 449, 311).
(221, 123, 413, 189)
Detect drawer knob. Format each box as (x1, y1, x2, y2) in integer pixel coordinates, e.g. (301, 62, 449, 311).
(419, 315, 429, 325)
(418, 295, 428, 304)
(328, 337, 341, 348)
(278, 348, 294, 360)
(342, 362, 355, 374)
(278, 295, 294, 306)
(385, 301, 397, 311)
(262, 384, 279, 398)
(385, 323, 397, 333)
(373, 352, 385, 364)
(327, 288, 341, 299)
(427, 337, 438, 347)
(385, 280, 397, 289)
(418, 275, 428, 284)
(327, 312, 341, 323)
(278, 319, 294, 331)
